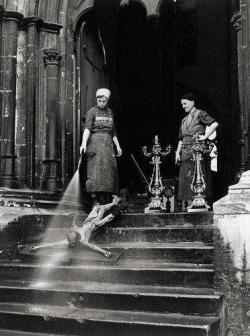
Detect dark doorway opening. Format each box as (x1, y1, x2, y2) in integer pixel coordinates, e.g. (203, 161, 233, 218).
(115, 1, 177, 193)
(115, 0, 236, 201)
(75, 1, 238, 201)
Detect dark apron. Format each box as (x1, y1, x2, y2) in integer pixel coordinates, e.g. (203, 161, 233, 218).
(86, 132, 118, 193)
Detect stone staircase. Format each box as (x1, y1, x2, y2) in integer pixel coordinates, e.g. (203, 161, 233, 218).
(0, 212, 223, 336)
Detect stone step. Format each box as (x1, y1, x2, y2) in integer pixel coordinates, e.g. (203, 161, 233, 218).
(106, 241, 214, 263)
(0, 280, 222, 316)
(0, 302, 221, 336)
(6, 212, 213, 231)
(94, 225, 214, 244)
(20, 225, 213, 245)
(0, 213, 213, 247)
(0, 261, 214, 287)
(112, 212, 214, 227)
(14, 241, 214, 264)
(0, 330, 67, 336)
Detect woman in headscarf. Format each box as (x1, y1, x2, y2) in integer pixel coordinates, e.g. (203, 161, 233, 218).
(80, 88, 122, 205)
(175, 93, 219, 210)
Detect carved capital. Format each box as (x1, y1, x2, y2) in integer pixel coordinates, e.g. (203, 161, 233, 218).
(231, 12, 242, 32)
(39, 21, 62, 34)
(23, 16, 43, 27)
(3, 10, 24, 23)
(43, 48, 62, 66)
(22, 17, 62, 34)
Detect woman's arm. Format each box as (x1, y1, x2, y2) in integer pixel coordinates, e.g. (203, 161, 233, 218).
(175, 140, 183, 165)
(80, 129, 90, 153)
(199, 121, 219, 141)
(113, 136, 122, 156)
(80, 109, 95, 153)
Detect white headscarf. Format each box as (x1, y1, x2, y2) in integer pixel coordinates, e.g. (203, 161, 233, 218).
(96, 88, 111, 100)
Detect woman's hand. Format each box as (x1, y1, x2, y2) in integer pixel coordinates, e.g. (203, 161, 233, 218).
(198, 135, 207, 141)
(116, 146, 122, 157)
(80, 144, 86, 154)
(175, 151, 181, 165)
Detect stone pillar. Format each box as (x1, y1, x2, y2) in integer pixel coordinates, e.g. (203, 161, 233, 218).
(14, 27, 27, 188)
(231, 1, 250, 172)
(23, 17, 40, 189)
(42, 48, 62, 192)
(213, 171, 250, 334)
(0, 10, 23, 188)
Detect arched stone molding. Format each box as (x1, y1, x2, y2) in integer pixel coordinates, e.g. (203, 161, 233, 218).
(72, 0, 94, 31)
(156, 0, 169, 14)
(71, 0, 162, 31)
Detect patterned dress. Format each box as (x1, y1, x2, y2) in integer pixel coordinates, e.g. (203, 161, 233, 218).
(178, 109, 215, 200)
(84, 106, 118, 194)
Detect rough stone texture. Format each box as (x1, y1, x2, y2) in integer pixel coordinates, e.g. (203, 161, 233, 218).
(0, 204, 77, 232)
(0, 17, 19, 188)
(213, 224, 249, 336)
(213, 170, 250, 335)
(15, 29, 27, 188)
(214, 170, 250, 214)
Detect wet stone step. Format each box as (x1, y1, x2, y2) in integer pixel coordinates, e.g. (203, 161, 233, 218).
(18, 225, 214, 245)
(113, 212, 214, 227)
(0, 262, 214, 287)
(93, 226, 214, 244)
(0, 303, 221, 336)
(0, 280, 223, 316)
(0, 330, 68, 336)
(12, 242, 214, 265)
(18, 227, 213, 243)
(0, 213, 214, 247)
(1, 212, 213, 235)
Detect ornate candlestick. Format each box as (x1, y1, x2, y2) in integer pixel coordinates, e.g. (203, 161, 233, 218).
(142, 135, 172, 213)
(182, 134, 213, 212)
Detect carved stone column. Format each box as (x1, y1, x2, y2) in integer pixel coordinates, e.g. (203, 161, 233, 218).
(231, 2, 250, 173)
(42, 48, 62, 192)
(14, 25, 27, 188)
(23, 17, 40, 189)
(0, 10, 23, 188)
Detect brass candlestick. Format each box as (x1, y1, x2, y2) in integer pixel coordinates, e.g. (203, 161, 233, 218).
(182, 134, 213, 212)
(142, 135, 172, 213)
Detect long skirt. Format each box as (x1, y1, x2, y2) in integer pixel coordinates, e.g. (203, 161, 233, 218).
(178, 137, 212, 201)
(85, 133, 118, 193)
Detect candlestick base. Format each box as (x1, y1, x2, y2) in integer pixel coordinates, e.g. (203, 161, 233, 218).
(188, 195, 210, 212)
(144, 196, 166, 213)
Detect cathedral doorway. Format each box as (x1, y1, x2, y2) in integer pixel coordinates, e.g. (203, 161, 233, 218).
(115, 0, 237, 198)
(75, 0, 238, 199)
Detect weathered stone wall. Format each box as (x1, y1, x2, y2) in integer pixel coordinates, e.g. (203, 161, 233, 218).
(0, 2, 64, 191)
(213, 170, 250, 335)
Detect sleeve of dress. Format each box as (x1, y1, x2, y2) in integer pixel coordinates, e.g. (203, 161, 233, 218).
(198, 110, 215, 126)
(84, 108, 95, 131)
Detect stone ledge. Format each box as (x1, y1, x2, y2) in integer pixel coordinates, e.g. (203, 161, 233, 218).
(0, 205, 79, 231)
(213, 170, 250, 215)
